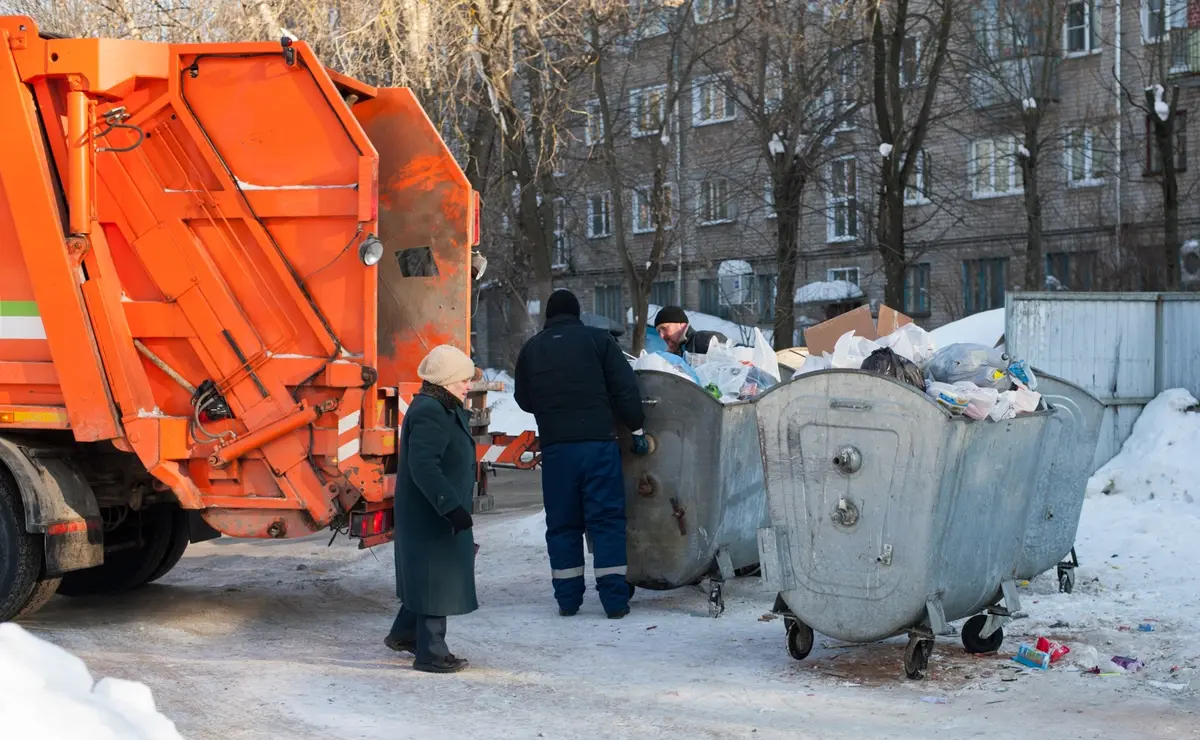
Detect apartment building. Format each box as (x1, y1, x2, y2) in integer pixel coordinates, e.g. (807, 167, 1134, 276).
(472, 0, 1200, 367)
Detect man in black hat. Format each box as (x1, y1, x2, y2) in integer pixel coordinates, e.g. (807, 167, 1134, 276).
(653, 305, 728, 356)
(514, 289, 650, 619)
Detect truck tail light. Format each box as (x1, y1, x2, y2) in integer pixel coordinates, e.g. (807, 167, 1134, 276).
(349, 509, 394, 539)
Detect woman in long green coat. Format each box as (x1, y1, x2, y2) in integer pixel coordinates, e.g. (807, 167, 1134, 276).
(385, 344, 479, 673)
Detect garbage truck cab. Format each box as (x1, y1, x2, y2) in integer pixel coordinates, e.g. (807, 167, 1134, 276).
(0, 17, 480, 621)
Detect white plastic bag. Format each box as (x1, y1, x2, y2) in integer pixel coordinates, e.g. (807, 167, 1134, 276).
(988, 387, 1042, 421)
(796, 353, 832, 376)
(830, 331, 883, 369)
(693, 358, 750, 399)
(952, 381, 1000, 420)
(750, 328, 782, 382)
(877, 324, 938, 366)
(925, 381, 969, 415)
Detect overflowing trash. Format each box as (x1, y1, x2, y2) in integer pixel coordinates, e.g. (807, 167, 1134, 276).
(794, 309, 1044, 421)
(631, 328, 781, 403)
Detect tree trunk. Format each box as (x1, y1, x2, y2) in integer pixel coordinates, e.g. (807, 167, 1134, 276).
(630, 282, 649, 355)
(1021, 129, 1043, 291)
(772, 178, 803, 351)
(1164, 172, 1181, 289)
(879, 179, 907, 308)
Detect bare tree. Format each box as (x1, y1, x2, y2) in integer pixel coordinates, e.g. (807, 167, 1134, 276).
(708, 1, 869, 349)
(869, 0, 956, 307)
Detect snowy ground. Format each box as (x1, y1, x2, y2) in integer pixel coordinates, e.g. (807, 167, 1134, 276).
(16, 456, 1200, 739)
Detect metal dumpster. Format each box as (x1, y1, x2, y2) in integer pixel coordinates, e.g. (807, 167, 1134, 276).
(1018, 373, 1106, 592)
(618, 370, 768, 614)
(755, 370, 1055, 678)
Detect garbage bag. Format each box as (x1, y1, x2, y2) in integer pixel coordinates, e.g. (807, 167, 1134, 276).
(830, 331, 883, 369)
(923, 343, 1012, 391)
(860, 347, 925, 390)
(738, 366, 778, 400)
(876, 323, 938, 366)
(988, 387, 1042, 421)
(693, 357, 750, 398)
(632, 351, 701, 384)
(796, 353, 832, 376)
(750, 328, 782, 382)
(925, 381, 969, 415)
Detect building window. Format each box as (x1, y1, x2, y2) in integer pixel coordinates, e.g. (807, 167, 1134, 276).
(962, 258, 1008, 315)
(970, 137, 1023, 197)
(826, 47, 859, 130)
(629, 0, 670, 38)
(699, 278, 721, 315)
(904, 263, 931, 316)
(1065, 127, 1105, 185)
(755, 274, 778, 322)
(587, 193, 612, 238)
(650, 280, 676, 307)
(1146, 111, 1188, 174)
(632, 184, 675, 234)
(694, 0, 736, 24)
(594, 285, 623, 324)
(630, 85, 668, 138)
(904, 150, 931, 204)
(718, 260, 754, 306)
(1142, 0, 1185, 44)
(1045, 251, 1097, 290)
(827, 267, 861, 285)
(827, 156, 858, 242)
(552, 198, 569, 267)
(765, 63, 784, 112)
(899, 37, 921, 87)
(974, 1, 1036, 60)
(764, 180, 777, 218)
(692, 76, 736, 126)
(584, 100, 604, 145)
(1064, 1, 1100, 55)
(699, 179, 734, 224)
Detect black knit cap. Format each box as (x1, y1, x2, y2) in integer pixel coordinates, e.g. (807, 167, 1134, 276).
(653, 305, 689, 327)
(546, 289, 581, 319)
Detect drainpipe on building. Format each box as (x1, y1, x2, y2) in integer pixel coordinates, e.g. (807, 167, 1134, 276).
(1115, 0, 1123, 260)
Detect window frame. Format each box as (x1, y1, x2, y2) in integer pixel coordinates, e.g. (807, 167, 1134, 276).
(962, 257, 1009, 315)
(551, 197, 570, 268)
(1064, 127, 1106, 187)
(631, 182, 676, 234)
(903, 262, 932, 317)
(698, 178, 735, 225)
(692, 74, 737, 127)
(584, 99, 604, 146)
(586, 192, 613, 239)
(630, 84, 670, 139)
(1063, 0, 1101, 57)
(593, 284, 624, 324)
(826, 155, 859, 243)
(1142, 0, 1185, 45)
(826, 266, 861, 285)
(970, 136, 1024, 198)
(693, 0, 737, 26)
(904, 150, 931, 205)
(718, 262, 755, 307)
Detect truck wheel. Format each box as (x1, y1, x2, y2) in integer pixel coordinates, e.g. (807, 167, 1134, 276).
(144, 508, 190, 585)
(58, 504, 176, 597)
(0, 473, 56, 621)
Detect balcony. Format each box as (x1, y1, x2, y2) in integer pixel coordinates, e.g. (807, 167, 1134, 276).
(969, 55, 1060, 112)
(1166, 28, 1200, 79)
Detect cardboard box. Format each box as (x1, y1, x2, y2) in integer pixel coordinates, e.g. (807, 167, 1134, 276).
(802, 304, 914, 356)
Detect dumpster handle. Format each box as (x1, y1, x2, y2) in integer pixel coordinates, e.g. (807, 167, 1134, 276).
(830, 400, 871, 411)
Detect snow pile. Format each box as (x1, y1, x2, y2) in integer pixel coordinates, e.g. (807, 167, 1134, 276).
(717, 259, 753, 277)
(928, 308, 1005, 349)
(878, 143, 893, 157)
(0, 623, 184, 740)
(794, 280, 864, 304)
(1087, 389, 1200, 505)
(1017, 145, 1031, 158)
(1150, 84, 1170, 122)
(1022, 97, 1037, 111)
(482, 369, 538, 435)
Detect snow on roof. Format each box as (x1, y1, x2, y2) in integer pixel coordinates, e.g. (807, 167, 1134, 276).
(717, 259, 753, 277)
(928, 308, 1005, 349)
(628, 304, 771, 346)
(794, 280, 864, 304)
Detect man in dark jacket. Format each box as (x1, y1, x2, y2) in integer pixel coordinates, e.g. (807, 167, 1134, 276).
(653, 305, 727, 356)
(514, 289, 649, 619)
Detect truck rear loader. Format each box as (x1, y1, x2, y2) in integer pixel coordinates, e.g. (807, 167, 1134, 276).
(0, 16, 480, 621)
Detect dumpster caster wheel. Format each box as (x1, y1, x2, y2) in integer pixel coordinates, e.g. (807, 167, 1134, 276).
(707, 581, 724, 618)
(904, 637, 934, 680)
(785, 620, 814, 661)
(1058, 568, 1075, 594)
(961, 614, 1004, 654)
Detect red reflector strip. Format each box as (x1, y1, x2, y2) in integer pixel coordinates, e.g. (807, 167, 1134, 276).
(46, 520, 91, 536)
(350, 509, 394, 538)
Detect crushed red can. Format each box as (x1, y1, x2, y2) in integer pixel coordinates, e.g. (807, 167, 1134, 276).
(1035, 636, 1070, 663)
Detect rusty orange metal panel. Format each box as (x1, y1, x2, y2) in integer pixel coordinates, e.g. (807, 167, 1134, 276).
(352, 89, 473, 388)
(0, 362, 58, 385)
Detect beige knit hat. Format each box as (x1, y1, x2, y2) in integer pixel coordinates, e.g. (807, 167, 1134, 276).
(417, 345, 477, 386)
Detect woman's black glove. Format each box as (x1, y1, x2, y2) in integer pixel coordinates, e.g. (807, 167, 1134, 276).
(445, 506, 474, 535)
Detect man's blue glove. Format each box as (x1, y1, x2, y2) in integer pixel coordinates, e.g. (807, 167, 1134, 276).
(630, 430, 651, 456)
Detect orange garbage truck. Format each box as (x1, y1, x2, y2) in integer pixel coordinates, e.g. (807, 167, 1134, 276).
(0, 16, 484, 621)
